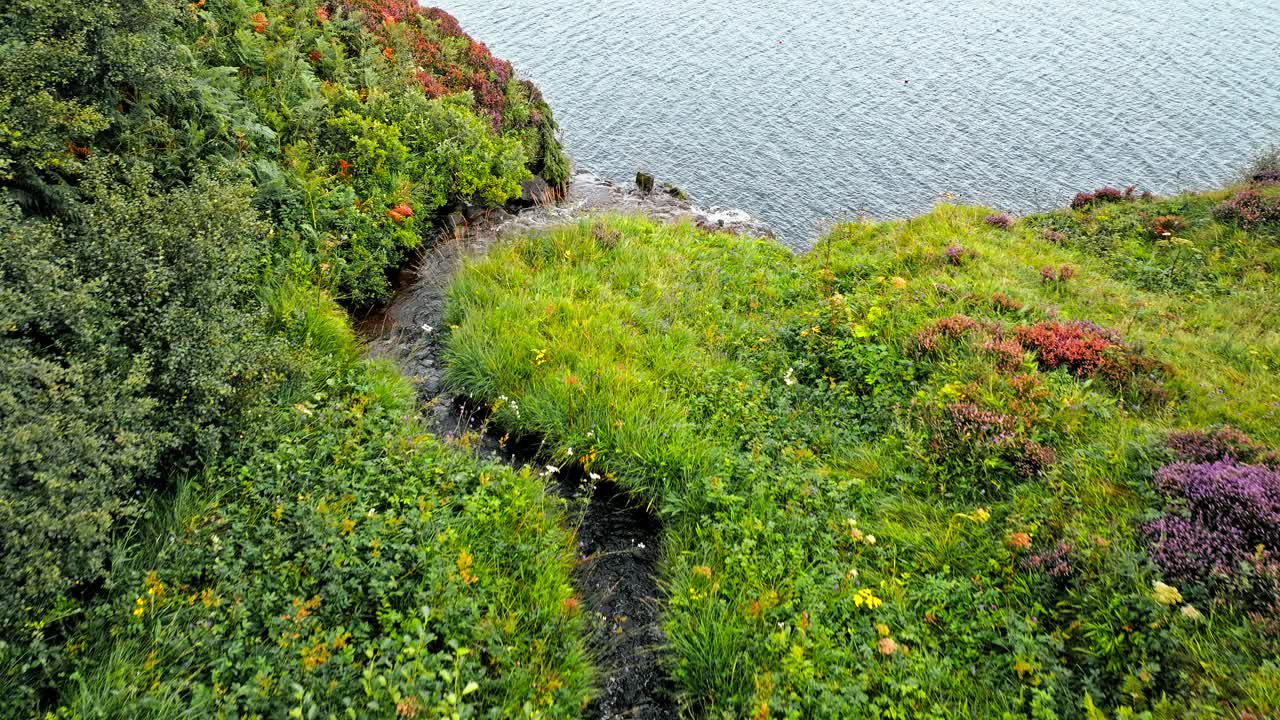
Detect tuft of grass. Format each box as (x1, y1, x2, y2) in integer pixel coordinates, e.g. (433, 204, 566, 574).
(444, 199, 1280, 717)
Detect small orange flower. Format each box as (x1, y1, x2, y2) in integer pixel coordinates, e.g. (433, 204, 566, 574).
(315, 7, 330, 23)
(396, 696, 420, 718)
(383, 47, 395, 61)
(562, 596, 580, 614)
(1006, 532, 1032, 551)
(250, 11, 268, 33)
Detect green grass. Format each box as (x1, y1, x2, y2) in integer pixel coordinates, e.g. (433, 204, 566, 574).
(443, 193, 1280, 718)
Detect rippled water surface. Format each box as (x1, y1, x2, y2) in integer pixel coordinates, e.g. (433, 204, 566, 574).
(439, 0, 1280, 246)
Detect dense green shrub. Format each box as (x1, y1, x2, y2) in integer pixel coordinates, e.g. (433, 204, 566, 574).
(0, 0, 574, 713)
(57, 327, 590, 718)
(180, 0, 559, 302)
(0, 170, 270, 710)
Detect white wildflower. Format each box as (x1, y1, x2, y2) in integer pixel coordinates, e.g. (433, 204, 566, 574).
(783, 367, 797, 386)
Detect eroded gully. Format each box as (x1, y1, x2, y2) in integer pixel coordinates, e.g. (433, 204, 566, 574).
(357, 171, 768, 718)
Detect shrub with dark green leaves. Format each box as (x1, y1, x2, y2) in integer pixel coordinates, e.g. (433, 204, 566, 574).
(0, 170, 270, 710)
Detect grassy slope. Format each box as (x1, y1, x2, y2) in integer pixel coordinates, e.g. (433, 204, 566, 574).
(443, 189, 1280, 718)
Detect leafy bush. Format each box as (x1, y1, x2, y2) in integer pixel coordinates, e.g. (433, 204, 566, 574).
(0, 0, 577, 712)
(63, 354, 590, 718)
(179, 0, 558, 302)
(0, 171, 270, 710)
(1213, 187, 1280, 227)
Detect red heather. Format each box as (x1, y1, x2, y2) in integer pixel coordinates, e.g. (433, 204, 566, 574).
(1150, 214, 1184, 237)
(991, 292, 1022, 312)
(1213, 188, 1280, 227)
(1014, 321, 1120, 377)
(929, 402, 1055, 480)
(339, 1, 516, 129)
(982, 337, 1025, 373)
(1071, 186, 1130, 210)
(1024, 541, 1074, 579)
(916, 314, 979, 352)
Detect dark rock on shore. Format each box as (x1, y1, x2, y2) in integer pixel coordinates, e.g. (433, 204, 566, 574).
(635, 171, 655, 194)
(520, 175, 555, 206)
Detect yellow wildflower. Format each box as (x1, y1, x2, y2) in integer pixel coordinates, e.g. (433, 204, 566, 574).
(853, 588, 883, 609)
(1152, 581, 1183, 606)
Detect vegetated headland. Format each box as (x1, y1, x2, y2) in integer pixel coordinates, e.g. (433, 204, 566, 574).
(2, 1, 1279, 719)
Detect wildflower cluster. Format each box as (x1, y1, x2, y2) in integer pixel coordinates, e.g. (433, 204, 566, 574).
(1212, 187, 1280, 227)
(984, 212, 1014, 230)
(1070, 185, 1136, 210)
(1144, 428, 1280, 625)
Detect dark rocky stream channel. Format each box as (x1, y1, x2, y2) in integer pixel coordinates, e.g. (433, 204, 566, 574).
(356, 171, 768, 719)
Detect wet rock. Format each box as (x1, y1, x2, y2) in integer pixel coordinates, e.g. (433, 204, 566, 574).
(661, 182, 687, 201)
(460, 201, 486, 221)
(446, 211, 467, 238)
(520, 175, 554, 206)
(635, 171, 655, 194)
